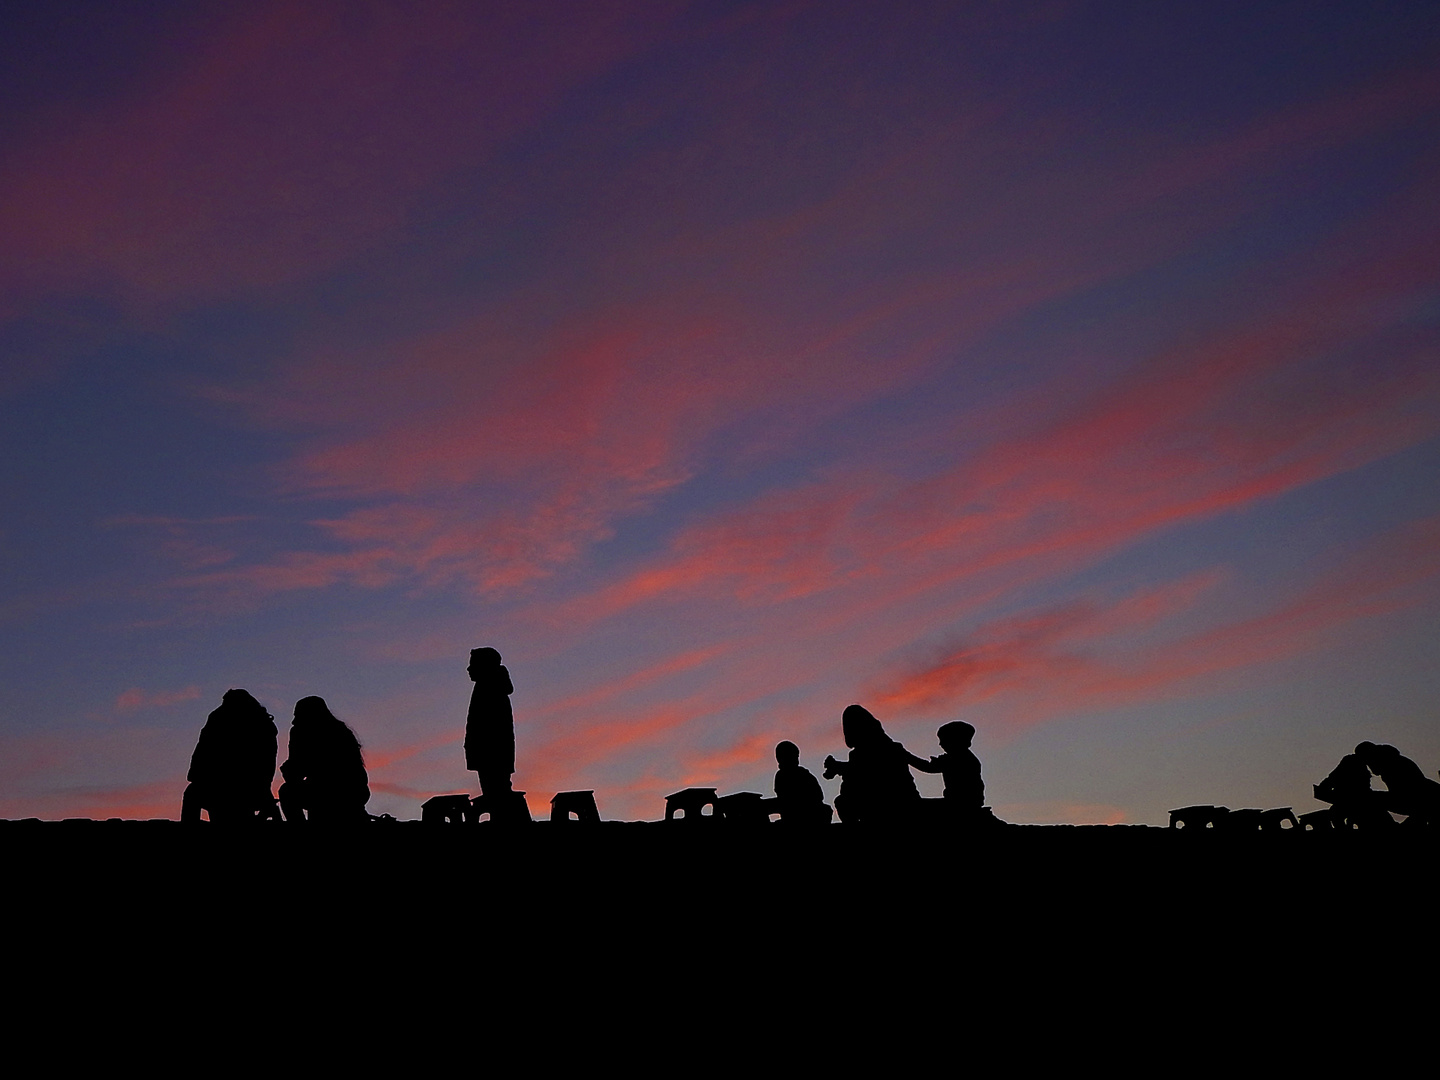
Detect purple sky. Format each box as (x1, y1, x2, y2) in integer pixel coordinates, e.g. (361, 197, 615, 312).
(2, 1, 1438, 823)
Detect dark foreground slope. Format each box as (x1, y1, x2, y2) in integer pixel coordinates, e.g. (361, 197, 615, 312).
(6, 817, 1423, 953)
(4, 818, 1431, 1057)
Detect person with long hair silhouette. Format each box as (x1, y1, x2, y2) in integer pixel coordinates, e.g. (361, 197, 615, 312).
(278, 696, 370, 824)
(823, 704, 920, 823)
(181, 689, 278, 823)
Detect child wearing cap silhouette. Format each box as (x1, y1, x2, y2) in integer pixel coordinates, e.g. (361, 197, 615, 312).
(908, 720, 984, 814)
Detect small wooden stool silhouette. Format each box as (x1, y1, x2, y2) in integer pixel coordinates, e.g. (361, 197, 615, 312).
(1298, 808, 1338, 831)
(1168, 804, 1229, 830)
(665, 787, 719, 822)
(1224, 808, 1265, 831)
(716, 791, 769, 825)
(1257, 807, 1299, 831)
(551, 790, 601, 824)
(422, 793, 472, 824)
(470, 790, 532, 824)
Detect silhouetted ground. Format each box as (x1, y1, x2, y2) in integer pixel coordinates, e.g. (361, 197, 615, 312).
(5, 818, 1429, 1054)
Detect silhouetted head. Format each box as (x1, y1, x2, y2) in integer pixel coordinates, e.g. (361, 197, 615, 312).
(294, 695, 338, 724)
(221, 688, 272, 722)
(937, 720, 975, 752)
(468, 647, 502, 681)
(1355, 741, 1398, 768)
(841, 704, 885, 749)
(776, 740, 800, 767)
(292, 695, 362, 751)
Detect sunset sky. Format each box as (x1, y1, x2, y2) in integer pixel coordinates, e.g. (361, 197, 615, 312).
(2, 1, 1437, 824)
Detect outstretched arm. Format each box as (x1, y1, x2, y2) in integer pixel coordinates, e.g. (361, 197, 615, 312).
(899, 746, 940, 773)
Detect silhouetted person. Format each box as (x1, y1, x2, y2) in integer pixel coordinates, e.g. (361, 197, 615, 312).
(905, 720, 985, 820)
(823, 704, 920, 824)
(772, 740, 832, 825)
(278, 696, 370, 824)
(1354, 742, 1440, 827)
(466, 647, 515, 800)
(1314, 749, 1393, 829)
(181, 689, 278, 824)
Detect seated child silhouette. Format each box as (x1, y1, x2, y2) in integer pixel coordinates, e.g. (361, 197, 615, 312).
(905, 720, 985, 821)
(772, 740, 833, 825)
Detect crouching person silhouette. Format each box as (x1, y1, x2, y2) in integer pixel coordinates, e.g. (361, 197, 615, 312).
(278, 696, 371, 824)
(771, 741, 833, 825)
(1353, 741, 1440, 827)
(823, 704, 921, 824)
(1314, 747, 1393, 829)
(181, 689, 279, 824)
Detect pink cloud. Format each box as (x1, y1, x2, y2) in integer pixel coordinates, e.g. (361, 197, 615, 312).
(114, 686, 203, 713)
(139, 29, 1438, 618)
(67, 780, 184, 821)
(0, 3, 678, 304)
(360, 732, 460, 775)
(514, 659, 813, 811)
(546, 205, 1440, 631)
(528, 646, 733, 723)
(0, 777, 183, 822)
(1130, 63, 1440, 204)
(870, 514, 1440, 728)
(669, 731, 782, 792)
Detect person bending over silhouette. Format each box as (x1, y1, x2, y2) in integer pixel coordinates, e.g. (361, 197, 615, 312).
(772, 740, 832, 825)
(1314, 749, 1393, 829)
(181, 689, 278, 824)
(904, 720, 985, 820)
(1353, 742, 1440, 827)
(278, 696, 370, 824)
(823, 704, 920, 824)
(466, 647, 515, 800)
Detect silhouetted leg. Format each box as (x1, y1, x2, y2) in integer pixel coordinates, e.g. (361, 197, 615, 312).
(478, 771, 512, 798)
(278, 780, 306, 824)
(181, 783, 204, 823)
